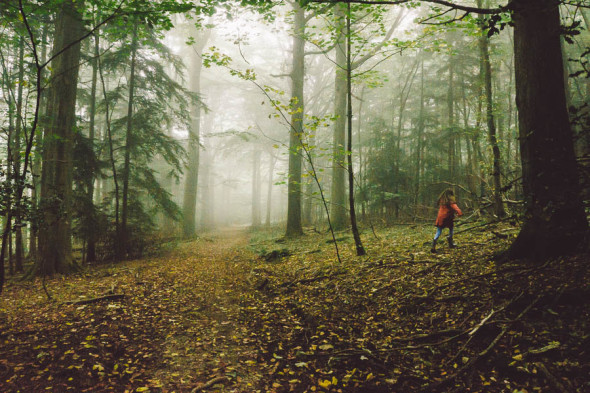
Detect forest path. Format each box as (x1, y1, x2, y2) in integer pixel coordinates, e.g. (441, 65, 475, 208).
(0, 226, 263, 392)
(1, 224, 589, 392)
(149, 226, 262, 391)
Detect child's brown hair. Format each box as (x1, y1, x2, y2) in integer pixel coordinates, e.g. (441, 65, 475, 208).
(437, 188, 456, 206)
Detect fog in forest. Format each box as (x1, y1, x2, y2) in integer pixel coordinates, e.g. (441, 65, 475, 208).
(0, 0, 588, 267)
(2, 1, 590, 392)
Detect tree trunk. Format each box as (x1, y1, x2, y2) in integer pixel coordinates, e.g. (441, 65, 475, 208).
(29, 26, 49, 261)
(285, 2, 305, 237)
(86, 29, 99, 262)
(447, 55, 456, 181)
(346, 4, 365, 256)
(330, 3, 349, 231)
(199, 149, 213, 230)
(182, 30, 209, 237)
(507, 0, 588, 259)
(13, 37, 25, 272)
(266, 152, 276, 227)
(37, 0, 84, 274)
(414, 59, 425, 213)
(479, 6, 506, 218)
(119, 26, 138, 259)
(394, 60, 418, 219)
(252, 149, 262, 227)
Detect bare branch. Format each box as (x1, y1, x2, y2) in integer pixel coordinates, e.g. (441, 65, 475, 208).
(306, 0, 508, 15)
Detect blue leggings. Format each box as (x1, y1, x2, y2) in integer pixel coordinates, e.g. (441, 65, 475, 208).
(434, 226, 453, 241)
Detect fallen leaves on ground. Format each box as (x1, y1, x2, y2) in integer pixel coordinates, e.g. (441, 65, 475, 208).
(0, 223, 588, 392)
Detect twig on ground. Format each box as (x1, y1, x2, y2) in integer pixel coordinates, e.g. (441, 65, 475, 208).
(191, 376, 230, 393)
(534, 362, 570, 393)
(420, 293, 542, 392)
(491, 230, 509, 239)
(64, 294, 125, 305)
(447, 292, 524, 365)
(454, 215, 516, 235)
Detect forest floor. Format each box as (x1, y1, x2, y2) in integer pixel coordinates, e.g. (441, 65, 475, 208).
(0, 221, 589, 393)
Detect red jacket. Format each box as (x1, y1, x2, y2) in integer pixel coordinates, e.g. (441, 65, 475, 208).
(435, 203, 463, 228)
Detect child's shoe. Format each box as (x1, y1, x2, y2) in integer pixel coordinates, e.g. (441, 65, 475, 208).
(447, 236, 457, 248)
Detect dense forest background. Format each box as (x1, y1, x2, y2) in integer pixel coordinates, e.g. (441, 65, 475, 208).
(1, 1, 590, 391)
(1, 0, 588, 278)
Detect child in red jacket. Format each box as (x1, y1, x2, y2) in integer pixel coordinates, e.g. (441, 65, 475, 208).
(431, 189, 463, 253)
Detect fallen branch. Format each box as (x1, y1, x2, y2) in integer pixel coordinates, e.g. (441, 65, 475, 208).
(446, 292, 524, 366)
(468, 308, 496, 336)
(64, 294, 125, 305)
(419, 293, 542, 392)
(454, 215, 517, 235)
(280, 275, 330, 288)
(426, 264, 538, 297)
(414, 261, 451, 277)
(385, 328, 464, 344)
(191, 376, 230, 393)
(534, 362, 570, 393)
(491, 230, 509, 239)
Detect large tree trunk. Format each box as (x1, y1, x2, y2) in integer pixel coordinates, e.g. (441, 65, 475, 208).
(507, 0, 588, 259)
(330, 3, 349, 231)
(37, 0, 84, 274)
(182, 30, 209, 237)
(285, 2, 305, 237)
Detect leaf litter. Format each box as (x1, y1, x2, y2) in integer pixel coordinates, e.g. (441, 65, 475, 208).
(0, 223, 588, 392)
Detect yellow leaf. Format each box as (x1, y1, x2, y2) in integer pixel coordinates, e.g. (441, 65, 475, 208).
(512, 354, 523, 361)
(318, 379, 332, 388)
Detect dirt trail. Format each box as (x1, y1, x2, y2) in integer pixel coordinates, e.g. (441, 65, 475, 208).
(2, 224, 589, 392)
(0, 227, 262, 393)
(150, 227, 261, 392)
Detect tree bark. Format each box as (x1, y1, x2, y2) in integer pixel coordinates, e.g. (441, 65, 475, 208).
(330, 3, 349, 231)
(252, 149, 262, 227)
(199, 149, 214, 230)
(182, 30, 209, 237)
(119, 25, 138, 259)
(86, 28, 99, 262)
(478, 4, 506, 218)
(447, 53, 456, 181)
(13, 38, 25, 272)
(285, 2, 305, 237)
(37, 0, 84, 274)
(346, 4, 365, 256)
(266, 152, 276, 227)
(507, 0, 588, 259)
(414, 59, 425, 213)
